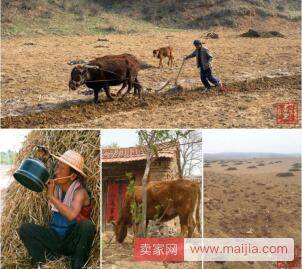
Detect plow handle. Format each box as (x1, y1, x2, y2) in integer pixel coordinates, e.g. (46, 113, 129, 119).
(174, 60, 185, 85)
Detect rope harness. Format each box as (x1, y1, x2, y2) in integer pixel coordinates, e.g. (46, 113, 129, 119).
(70, 66, 140, 85)
(69, 66, 146, 98)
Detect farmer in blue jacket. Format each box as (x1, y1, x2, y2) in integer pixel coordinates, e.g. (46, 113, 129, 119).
(184, 40, 222, 91)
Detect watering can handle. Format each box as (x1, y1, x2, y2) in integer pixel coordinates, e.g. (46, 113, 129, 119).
(174, 60, 185, 85)
(36, 145, 52, 155)
(30, 145, 52, 159)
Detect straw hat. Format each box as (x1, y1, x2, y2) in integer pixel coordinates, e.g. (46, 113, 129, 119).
(51, 150, 87, 177)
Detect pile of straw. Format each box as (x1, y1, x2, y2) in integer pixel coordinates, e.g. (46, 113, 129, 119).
(1, 130, 100, 269)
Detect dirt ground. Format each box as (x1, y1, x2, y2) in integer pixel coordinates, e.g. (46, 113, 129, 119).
(1, 21, 301, 128)
(102, 231, 201, 269)
(204, 158, 301, 269)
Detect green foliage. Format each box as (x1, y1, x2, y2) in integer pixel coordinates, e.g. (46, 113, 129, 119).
(154, 199, 173, 222)
(0, 150, 17, 165)
(125, 173, 142, 225)
(137, 130, 192, 147)
(154, 204, 162, 220)
(137, 130, 193, 160)
(130, 199, 142, 224)
(106, 142, 119, 148)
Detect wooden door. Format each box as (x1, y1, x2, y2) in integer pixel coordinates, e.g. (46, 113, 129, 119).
(106, 182, 119, 223)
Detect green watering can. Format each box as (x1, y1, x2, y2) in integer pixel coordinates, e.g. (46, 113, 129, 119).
(13, 157, 50, 192)
(13, 146, 73, 192)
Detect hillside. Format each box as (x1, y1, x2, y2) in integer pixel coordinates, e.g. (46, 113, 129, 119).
(1, 0, 163, 37)
(1, 0, 300, 37)
(99, 0, 301, 28)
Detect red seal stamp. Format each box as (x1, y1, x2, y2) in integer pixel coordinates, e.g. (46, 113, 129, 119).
(276, 103, 299, 125)
(277, 245, 301, 269)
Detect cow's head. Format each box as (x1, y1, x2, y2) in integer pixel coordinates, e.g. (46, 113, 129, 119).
(153, 49, 159, 58)
(112, 220, 128, 243)
(69, 64, 100, 91)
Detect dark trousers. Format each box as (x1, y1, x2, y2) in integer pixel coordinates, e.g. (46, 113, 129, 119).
(200, 67, 220, 89)
(18, 219, 96, 269)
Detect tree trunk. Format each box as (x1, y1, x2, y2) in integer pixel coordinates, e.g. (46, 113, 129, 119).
(139, 149, 152, 237)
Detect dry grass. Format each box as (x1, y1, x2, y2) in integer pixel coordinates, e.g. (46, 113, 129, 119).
(276, 172, 295, 177)
(289, 168, 301, 172)
(1, 130, 100, 269)
(292, 162, 301, 168)
(226, 167, 237, 171)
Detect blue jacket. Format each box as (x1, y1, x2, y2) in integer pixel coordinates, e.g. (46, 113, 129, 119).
(185, 47, 213, 70)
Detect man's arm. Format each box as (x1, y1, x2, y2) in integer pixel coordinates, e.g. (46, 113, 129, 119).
(49, 189, 86, 221)
(184, 50, 196, 60)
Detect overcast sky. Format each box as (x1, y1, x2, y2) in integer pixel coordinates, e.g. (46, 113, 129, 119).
(203, 129, 301, 154)
(101, 129, 139, 147)
(102, 129, 301, 154)
(0, 130, 31, 152)
(3, 129, 299, 155)
(101, 129, 201, 147)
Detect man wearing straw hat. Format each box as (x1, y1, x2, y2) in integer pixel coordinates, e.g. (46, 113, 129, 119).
(184, 39, 223, 92)
(18, 150, 96, 269)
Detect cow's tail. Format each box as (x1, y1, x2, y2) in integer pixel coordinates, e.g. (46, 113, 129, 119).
(195, 187, 201, 235)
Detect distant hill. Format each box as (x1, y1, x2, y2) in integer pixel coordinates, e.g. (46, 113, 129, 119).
(1, 0, 300, 36)
(204, 152, 301, 161)
(98, 0, 301, 28)
(1, 0, 161, 37)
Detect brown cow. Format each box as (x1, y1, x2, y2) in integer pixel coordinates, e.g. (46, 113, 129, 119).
(153, 46, 174, 68)
(69, 54, 142, 103)
(113, 180, 201, 243)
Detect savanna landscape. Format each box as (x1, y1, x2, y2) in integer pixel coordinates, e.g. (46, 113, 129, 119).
(204, 157, 301, 269)
(1, 0, 301, 128)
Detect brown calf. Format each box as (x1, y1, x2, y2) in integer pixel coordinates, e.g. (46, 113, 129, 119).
(153, 46, 174, 68)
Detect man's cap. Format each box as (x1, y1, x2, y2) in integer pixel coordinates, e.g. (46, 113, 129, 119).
(193, 40, 204, 46)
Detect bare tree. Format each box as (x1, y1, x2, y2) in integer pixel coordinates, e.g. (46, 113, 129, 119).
(179, 131, 202, 177)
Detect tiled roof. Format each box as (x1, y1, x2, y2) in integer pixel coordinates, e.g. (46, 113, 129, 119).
(102, 142, 178, 163)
